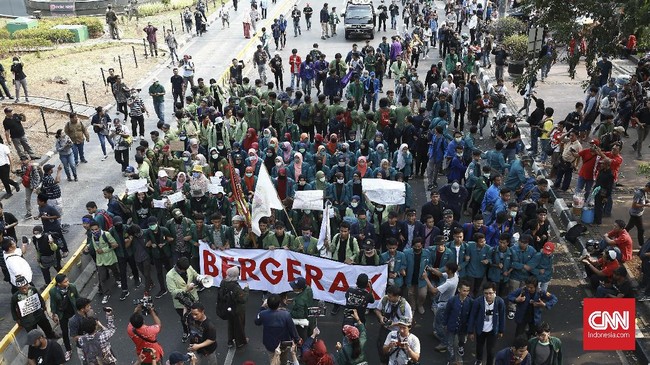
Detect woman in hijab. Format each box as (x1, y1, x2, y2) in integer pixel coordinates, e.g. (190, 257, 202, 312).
(335, 317, 367, 365)
(295, 142, 312, 163)
(268, 136, 279, 154)
(242, 128, 258, 151)
(354, 156, 372, 178)
(271, 156, 286, 178)
(371, 143, 390, 167)
(232, 153, 246, 178)
(302, 329, 335, 365)
(280, 141, 295, 164)
(311, 170, 329, 192)
(312, 155, 331, 180)
(258, 128, 273, 153)
(263, 146, 277, 173)
(242, 166, 257, 195)
(287, 152, 312, 182)
(153, 169, 174, 199)
(393, 143, 413, 181)
(356, 139, 371, 160)
(369, 131, 384, 149)
(297, 132, 311, 150)
(375, 158, 396, 180)
(245, 148, 261, 175)
(296, 174, 311, 191)
(313, 133, 324, 153)
(274, 167, 295, 201)
(313, 144, 331, 167)
(207, 147, 228, 177)
(344, 195, 364, 218)
(221, 266, 249, 348)
(181, 150, 194, 174)
(330, 155, 354, 183)
(347, 172, 363, 201)
(326, 133, 339, 154)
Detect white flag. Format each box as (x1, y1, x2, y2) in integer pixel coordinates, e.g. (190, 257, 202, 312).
(251, 165, 283, 236)
(317, 202, 332, 259)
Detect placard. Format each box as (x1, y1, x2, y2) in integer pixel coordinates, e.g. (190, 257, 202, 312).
(362, 178, 406, 205)
(125, 179, 148, 193)
(18, 293, 42, 317)
(169, 140, 185, 152)
(293, 190, 324, 211)
(167, 191, 186, 204)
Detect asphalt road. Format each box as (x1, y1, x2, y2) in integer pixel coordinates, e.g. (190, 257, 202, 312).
(1, 0, 633, 363)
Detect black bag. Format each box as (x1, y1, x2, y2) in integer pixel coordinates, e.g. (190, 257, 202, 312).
(215, 284, 236, 319)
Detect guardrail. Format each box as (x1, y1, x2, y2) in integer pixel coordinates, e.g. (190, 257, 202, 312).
(0, 240, 88, 364)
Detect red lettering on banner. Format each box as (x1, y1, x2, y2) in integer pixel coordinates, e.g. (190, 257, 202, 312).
(368, 274, 382, 300)
(304, 264, 324, 290)
(329, 272, 350, 293)
(238, 258, 259, 281)
(221, 256, 235, 279)
(202, 250, 219, 276)
(261, 258, 282, 284)
(286, 259, 301, 282)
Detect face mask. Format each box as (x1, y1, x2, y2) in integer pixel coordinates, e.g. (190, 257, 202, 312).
(250, 155, 258, 161)
(149, 224, 158, 231)
(276, 162, 282, 167)
(484, 173, 491, 178)
(304, 210, 312, 214)
(299, 181, 306, 186)
(351, 202, 359, 208)
(337, 178, 344, 184)
(303, 234, 311, 240)
(510, 211, 517, 218)
(245, 172, 253, 177)
(299, 148, 306, 154)
(192, 172, 200, 178)
(280, 145, 287, 151)
(456, 153, 463, 157)
(319, 177, 326, 183)
(182, 157, 190, 162)
(92, 231, 101, 239)
(279, 175, 286, 179)
(34, 234, 42, 239)
(376, 206, 384, 212)
(211, 154, 218, 160)
(264, 132, 271, 138)
(217, 145, 224, 150)
(455, 137, 462, 143)
(338, 161, 345, 167)
(270, 143, 276, 148)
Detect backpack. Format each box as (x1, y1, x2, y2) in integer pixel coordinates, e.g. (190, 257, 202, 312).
(300, 104, 311, 122)
(379, 108, 390, 128)
(80, 333, 109, 365)
(21, 164, 32, 188)
(216, 284, 237, 319)
(97, 209, 114, 230)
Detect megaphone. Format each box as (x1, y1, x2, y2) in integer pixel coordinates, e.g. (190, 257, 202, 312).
(195, 275, 214, 289)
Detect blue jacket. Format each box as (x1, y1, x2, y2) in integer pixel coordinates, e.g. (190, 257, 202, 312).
(465, 241, 492, 279)
(486, 222, 511, 248)
(428, 133, 448, 163)
(462, 223, 489, 243)
(380, 251, 407, 287)
(445, 139, 465, 159)
(481, 184, 501, 212)
(530, 252, 554, 283)
(507, 287, 558, 326)
(446, 241, 468, 277)
(483, 149, 509, 174)
(443, 295, 474, 334)
(504, 159, 526, 191)
(326, 182, 351, 206)
(286, 162, 314, 181)
(429, 246, 454, 271)
(488, 245, 513, 283)
(468, 296, 506, 335)
(392, 150, 413, 177)
(495, 347, 532, 365)
(404, 247, 432, 288)
(447, 155, 466, 183)
(510, 245, 539, 281)
(255, 307, 301, 352)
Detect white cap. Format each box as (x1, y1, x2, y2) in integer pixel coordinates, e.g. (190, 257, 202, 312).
(451, 182, 460, 193)
(158, 170, 168, 178)
(608, 250, 617, 260)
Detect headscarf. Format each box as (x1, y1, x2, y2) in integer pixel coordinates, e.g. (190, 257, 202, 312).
(247, 148, 259, 169)
(176, 172, 187, 191)
(357, 156, 368, 177)
(326, 134, 338, 154)
(302, 339, 335, 365)
(314, 171, 327, 190)
(342, 325, 360, 340)
(293, 152, 303, 181)
(189, 138, 200, 155)
(243, 128, 258, 151)
(359, 139, 370, 156)
(314, 133, 324, 150)
(396, 143, 409, 170)
(380, 158, 390, 172)
(277, 167, 288, 200)
(264, 147, 277, 172)
(281, 141, 293, 162)
(300, 132, 309, 145)
(269, 137, 279, 151)
(244, 166, 255, 192)
(225, 266, 240, 282)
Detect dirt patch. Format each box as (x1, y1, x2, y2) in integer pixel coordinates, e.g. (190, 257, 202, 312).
(8, 43, 162, 107)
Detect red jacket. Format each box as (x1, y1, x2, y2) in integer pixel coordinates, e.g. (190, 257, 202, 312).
(289, 54, 302, 74)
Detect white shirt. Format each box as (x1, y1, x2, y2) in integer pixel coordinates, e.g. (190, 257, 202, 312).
(384, 331, 421, 365)
(482, 298, 495, 333)
(0, 144, 10, 166)
(4, 248, 33, 286)
(437, 273, 459, 305)
(441, 80, 456, 96)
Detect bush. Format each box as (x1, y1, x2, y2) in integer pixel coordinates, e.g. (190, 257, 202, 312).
(13, 28, 75, 43)
(0, 38, 52, 58)
(40, 17, 104, 38)
(138, 0, 195, 17)
(502, 34, 529, 60)
(488, 17, 527, 41)
(0, 28, 10, 39)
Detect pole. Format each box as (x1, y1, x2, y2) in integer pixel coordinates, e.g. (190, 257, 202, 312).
(180, 13, 184, 33)
(82, 81, 88, 104)
(100, 67, 107, 86)
(163, 25, 166, 35)
(142, 39, 148, 59)
(170, 19, 175, 34)
(118, 55, 124, 78)
(40, 107, 49, 137)
(66, 93, 74, 113)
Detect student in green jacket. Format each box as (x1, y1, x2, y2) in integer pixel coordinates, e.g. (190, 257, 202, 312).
(335, 310, 368, 365)
(291, 226, 319, 255)
(289, 276, 314, 341)
(527, 322, 563, 365)
(49, 273, 79, 357)
(165, 256, 199, 342)
(89, 220, 120, 304)
(263, 220, 293, 249)
(189, 213, 212, 271)
(144, 216, 174, 298)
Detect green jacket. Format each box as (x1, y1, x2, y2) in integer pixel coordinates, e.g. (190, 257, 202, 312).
(328, 233, 359, 262)
(165, 217, 194, 253)
(528, 336, 563, 365)
(347, 82, 365, 103)
(244, 105, 262, 130)
(298, 103, 314, 127)
(49, 283, 79, 319)
(92, 230, 118, 266)
(109, 226, 133, 258)
(144, 226, 173, 260)
(291, 236, 319, 255)
(190, 223, 212, 257)
(394, 106, 411, 131)
(208, 224, 234, 249)
(263, 233, 293, 249)
(166, 266, 199, 309)
(335, 322, 368, 365)
(290, 286, 314, 320)
(274, 106, 293, 129)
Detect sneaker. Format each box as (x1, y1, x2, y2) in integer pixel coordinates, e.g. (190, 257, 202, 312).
(119, 291, 130, 301)
(475, 361, 483, 365)
(134, 280, 142, 288)
(3, 193, 12, 199)
(638, 295, 650, 302)
(25, 98, 29, 102)
(102, 155, 108, 161)
(507, 311, 515, 320)
(155, 289, 168, 298)
(65, 351, 71, 361)
(182, 333, 189, 343)
(67, 178, 72, 182)
(24, 213, 32, 219)
(61, 250, 69, 258)
(458, 346, 465, 356)
(81, 159, 88, 163)
(117, 282, 122, 289)
(101, 295, 110, 304)
(434, 344, 447, 352)
(74, 176, 78, 182)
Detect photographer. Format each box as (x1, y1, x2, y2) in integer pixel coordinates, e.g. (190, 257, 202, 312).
(166, 256, 198, 343)
(127, 302, 164, 364)
(167, 351, 198, 365)
(187, 302, 218, 364)
(382, 319, 421, 365)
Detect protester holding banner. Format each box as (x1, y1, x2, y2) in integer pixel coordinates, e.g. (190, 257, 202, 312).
(289, 276, 315, 341)
(10, 275, 57, 339)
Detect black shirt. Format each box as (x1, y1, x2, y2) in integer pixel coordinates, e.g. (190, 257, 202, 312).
(412, 252, 422, 285)
(28, 340, 66, 365)
(0, 212, 17, 240)
(498, 125, 520, 149)
(3, 115, 25, 139)
(187, 316, 217, 355)
(344, 286, 375, 325)
(171, 74, 184, 92)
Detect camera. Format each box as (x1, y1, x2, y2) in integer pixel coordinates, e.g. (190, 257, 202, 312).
(485, 309, 494, 316)
(383, 317, 393, 327)
(133, 295, 153, 316)
(280, 340, 294, 349)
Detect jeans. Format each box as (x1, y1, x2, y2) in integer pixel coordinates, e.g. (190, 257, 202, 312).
(97, 132, 114, 156)
(59, 153, 77, 180)
(115, 149, 129, 171)
(321, 22, 329, 37)
(0, 164, 19, 195)
(153, 100, 164, 123)
(479, 114, 489, 136)
(173, 90, 184, 107)
(11, 136, 35, 158)
(434, 302, 447, 341)
(482, 51, 491, 67)
(365, 93, 378, 111)
(293, 20, 301, 36)
(71, 142, 86, 164)
(153, 256, 172, 291)
(502, 148, 516, 164)
(575, 176, 594, 200)
(291, 73, 300, 90)
(301, 78, 311, 95)
(530, 128, 539, 155)
(273, 72, 284, 90)
(476, 331, 497, 365)
(0, 77, 11, 97)
(426, 159, 442, 188)
(25, 186, 34, 216)
(598, 239, 622, 261)
(636, 125, 650, 157)
(554, 162, 573, 191)
(14, 78, 28, 100)
(305, 17, 312, 29)
(169, 47, 180, 64)
(148, 41, 158, 57)
(97, 263, 120, 296)
(446, 331, 466, 363)
(257, 64, 267, 84)
(540, 139, 550, 162)
(391, 15, 397, 29)
(495, 65, 504, 81)
(118, 255, 140, 291)
(539, 281, 550, 292)
(136, 258, 154, 291)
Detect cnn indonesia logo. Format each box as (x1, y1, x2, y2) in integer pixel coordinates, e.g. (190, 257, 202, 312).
(583, 298, 635, 351)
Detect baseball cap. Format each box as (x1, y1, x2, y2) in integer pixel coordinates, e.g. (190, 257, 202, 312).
(589, 139, 600, 146)
(15, 275, 28, 287)
(443, 209, 454, 216)
(26, 329, 45, 346)
(394, 318, 412, 327)
(362, 239, 375, 250)
(451, 182, 460, 193)
(290, 277, 307, 290)
(607, 250, 617, 260)
(43, 164, 55, 173)
(172, 208, 183, 218)
(192, 164, 203, 173)
(169, 352, 190, 363)
(542, 242, 555, 255)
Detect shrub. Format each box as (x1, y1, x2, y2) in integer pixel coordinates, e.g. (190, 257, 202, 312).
(488, 17, 527, 41)
(0, 39, 52, 58)
(13, 28, 75, 43)
(40, 17, 104, 38)
(138, 0, 195, 17)
(502, 34, 529, 60)
(0, 28, 10, 39)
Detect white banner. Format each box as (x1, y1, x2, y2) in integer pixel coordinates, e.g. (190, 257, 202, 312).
(251, 165, 283, 236)
(317, 203, 332, 258)
(362, 178, 406, 205)
(199, 243, 387, 307)
(293, 190, 324, 211)
(125, 179, 148, 193)
(18, 293, 42, 317)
